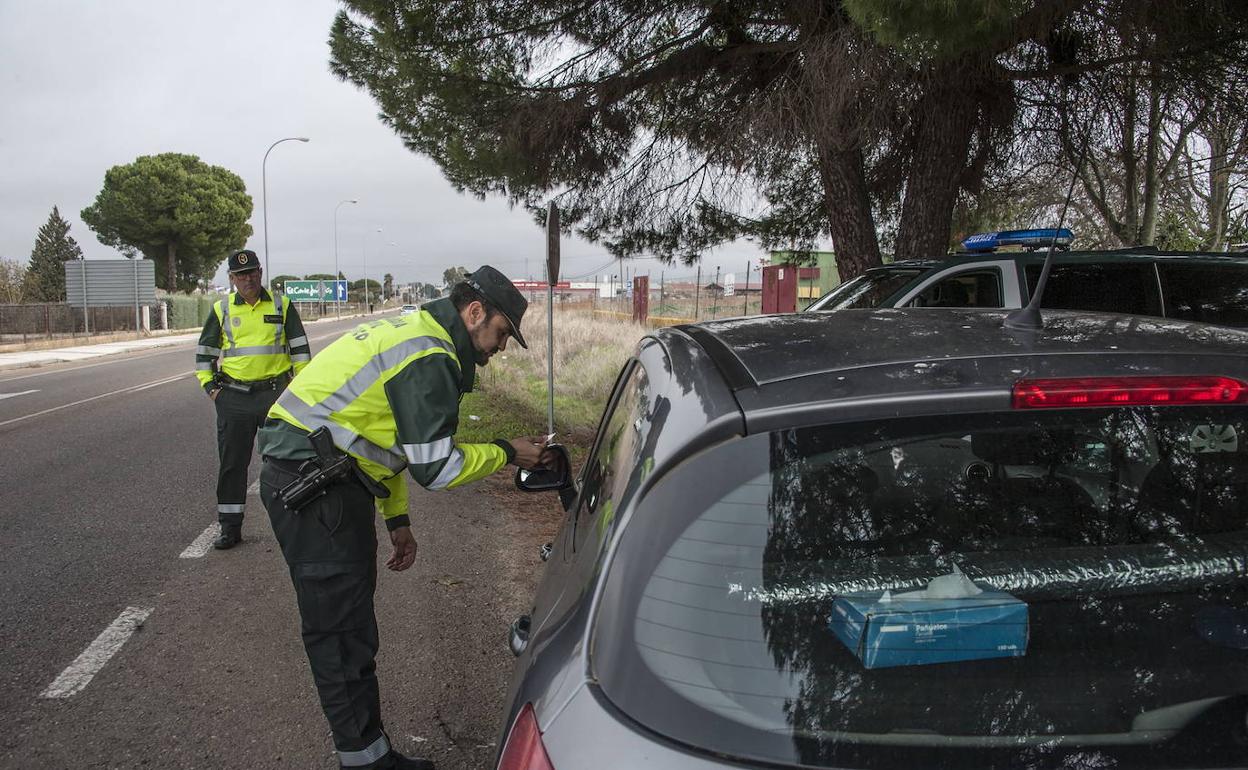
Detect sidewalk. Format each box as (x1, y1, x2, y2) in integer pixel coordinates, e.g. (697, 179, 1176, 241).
(0, 310, 380, 373)
(0, 332, 202, 372)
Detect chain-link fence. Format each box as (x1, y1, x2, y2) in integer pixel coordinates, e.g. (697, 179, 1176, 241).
(1, 295, 395, 349)
(0, 302, 169, 345)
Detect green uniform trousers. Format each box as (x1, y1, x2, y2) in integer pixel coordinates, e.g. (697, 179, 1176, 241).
(260, 457, 391, 766)
(215, 384, 283, 526)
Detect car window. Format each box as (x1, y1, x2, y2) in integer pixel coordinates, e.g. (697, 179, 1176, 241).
(576, 362, 649, 548)
(1158, 263, 1248, 327)
(1025, 262, 1162, 316)
(808, 268, 925, 310)
(907, 269, 1003, 308)
(595, 406, 1248, 769)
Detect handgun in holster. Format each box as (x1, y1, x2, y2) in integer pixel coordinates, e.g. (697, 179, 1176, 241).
(277, 426, 390, 511)
(213, 373, 254, 394)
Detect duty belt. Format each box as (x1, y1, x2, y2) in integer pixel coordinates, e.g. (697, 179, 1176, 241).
(216, 370, 292, 394)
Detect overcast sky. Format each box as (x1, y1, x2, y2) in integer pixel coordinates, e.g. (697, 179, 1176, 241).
(0, 1, 788, 289)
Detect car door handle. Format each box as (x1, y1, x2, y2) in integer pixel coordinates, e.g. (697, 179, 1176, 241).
(509, 615, 531, 657)
(539, 542, 553, 562)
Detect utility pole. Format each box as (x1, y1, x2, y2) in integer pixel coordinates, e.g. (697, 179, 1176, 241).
(743, 260, 750, 315)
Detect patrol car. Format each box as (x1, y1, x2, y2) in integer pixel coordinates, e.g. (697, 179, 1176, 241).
(806, 229, 1248, 328)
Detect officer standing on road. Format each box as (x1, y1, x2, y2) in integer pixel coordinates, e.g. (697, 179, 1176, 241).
(255, 266, 546, 770)
(196, 249, 311, 550)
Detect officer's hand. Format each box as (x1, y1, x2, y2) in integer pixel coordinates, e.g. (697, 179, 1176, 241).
(509, 437, 546, 470)
(208, 388, 222, 401)
(386, 526, 417, 572)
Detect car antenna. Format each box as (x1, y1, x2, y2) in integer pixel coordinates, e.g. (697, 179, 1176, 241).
(1003, 125, 1094, 332)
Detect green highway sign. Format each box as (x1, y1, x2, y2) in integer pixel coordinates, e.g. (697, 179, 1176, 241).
(283, 280, 348, 302)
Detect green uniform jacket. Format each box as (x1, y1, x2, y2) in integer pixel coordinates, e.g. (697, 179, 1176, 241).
(256, 299, 507, 528)
(195, 289, 311, 390)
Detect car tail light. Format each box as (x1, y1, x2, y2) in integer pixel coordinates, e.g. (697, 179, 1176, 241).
(1013, 376, 1248, 409)
(497, 703, 555, 770)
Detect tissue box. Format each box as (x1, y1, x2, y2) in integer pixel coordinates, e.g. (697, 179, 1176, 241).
(829, 590, 1028, 669)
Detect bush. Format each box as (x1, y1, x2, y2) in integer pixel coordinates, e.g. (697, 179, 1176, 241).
(165, 293, 218, 330)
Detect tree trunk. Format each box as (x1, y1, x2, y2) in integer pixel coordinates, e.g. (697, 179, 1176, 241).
(813, 144, 880, 280)
(1140, 66, 1164, 246)
(894, 74, 982, 260)
(165, 241, 177, 291)
(1207, 127, 1231, 250)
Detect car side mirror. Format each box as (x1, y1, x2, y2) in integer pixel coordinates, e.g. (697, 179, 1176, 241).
(515, 444, 574, 494)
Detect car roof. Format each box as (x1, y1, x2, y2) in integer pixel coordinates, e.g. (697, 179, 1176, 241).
(872, 247, 1248, 270)
(662, 309, 1248, 434)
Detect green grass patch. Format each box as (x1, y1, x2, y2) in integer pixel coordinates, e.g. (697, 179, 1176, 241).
(456, 389, 548, 444)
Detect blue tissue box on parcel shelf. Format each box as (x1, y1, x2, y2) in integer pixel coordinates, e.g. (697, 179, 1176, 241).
(829, 589, 1029, 669)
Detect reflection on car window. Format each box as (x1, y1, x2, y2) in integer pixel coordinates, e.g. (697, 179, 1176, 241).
(1158, 263, 1248, 327)
(597, 406, 1248, 769)
(580, 364, 649, 533)
(909, 269, 1003, 308)
(811, 269, 925, 310)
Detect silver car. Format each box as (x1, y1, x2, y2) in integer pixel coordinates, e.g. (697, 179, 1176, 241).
(500, 308, 1248, 769)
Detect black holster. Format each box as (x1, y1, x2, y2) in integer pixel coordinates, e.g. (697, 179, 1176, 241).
(277, 427, 389, 511)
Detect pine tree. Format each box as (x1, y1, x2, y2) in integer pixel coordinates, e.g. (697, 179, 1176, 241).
(23, 206, 84, 302)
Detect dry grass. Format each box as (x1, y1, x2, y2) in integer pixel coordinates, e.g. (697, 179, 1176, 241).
(476, 306, 647, 437)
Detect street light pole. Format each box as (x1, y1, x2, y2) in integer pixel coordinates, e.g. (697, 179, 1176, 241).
(333, 198, 358, 319)
(262, 136, 310, 289)
(363, 227, 381, 313)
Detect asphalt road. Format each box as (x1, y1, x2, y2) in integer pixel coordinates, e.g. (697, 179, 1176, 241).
(0, 313, 560, 769)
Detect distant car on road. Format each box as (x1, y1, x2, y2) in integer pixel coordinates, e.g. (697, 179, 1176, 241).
(497, 307, 1248, 770)
(806, 230, 1248, 329)
(400, 304, 420, 315)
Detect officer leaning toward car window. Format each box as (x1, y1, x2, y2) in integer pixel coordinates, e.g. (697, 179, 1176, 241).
(195, 248, 311, 550)
(255, 265, 548, 770)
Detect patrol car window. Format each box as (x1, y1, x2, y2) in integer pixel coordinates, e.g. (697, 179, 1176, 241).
(595, 406, 1248, 769)
(908, 270, 1003, 308)
(1158, 263, 1248, 327)
(1025, 263, 1162, 316)
(809, 268, 925, 311)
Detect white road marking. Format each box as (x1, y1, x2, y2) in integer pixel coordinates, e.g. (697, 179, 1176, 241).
(40, 607, 153, 699)
(0, 372, 190, 429)
(247, 479, 260, 495)
(0, 389, 38, 400)
(179, 524, 221, 559)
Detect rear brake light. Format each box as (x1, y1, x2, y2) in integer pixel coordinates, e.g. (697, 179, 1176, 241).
(497, 703, 555, 770)
(1013, 376, 1248, 409)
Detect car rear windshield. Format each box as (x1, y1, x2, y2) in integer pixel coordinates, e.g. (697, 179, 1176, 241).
(595, 406, 1248, 769)
(807, 268, 925, 310)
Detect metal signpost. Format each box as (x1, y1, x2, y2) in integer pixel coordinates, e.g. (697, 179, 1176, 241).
(545, 202, 560, 437)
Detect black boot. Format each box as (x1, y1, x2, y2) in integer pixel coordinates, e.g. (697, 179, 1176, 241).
(213, 524, 242, 550)
(383, 751, 435, 770)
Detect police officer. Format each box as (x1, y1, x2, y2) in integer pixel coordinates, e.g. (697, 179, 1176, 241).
(196, 249, 311, 549)
(255, 266, 546, 770)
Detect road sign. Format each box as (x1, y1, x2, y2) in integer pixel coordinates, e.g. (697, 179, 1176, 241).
(284, 280, 347, 302)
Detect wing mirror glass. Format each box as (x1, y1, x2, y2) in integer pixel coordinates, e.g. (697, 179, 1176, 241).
(515, 443, 573, 493)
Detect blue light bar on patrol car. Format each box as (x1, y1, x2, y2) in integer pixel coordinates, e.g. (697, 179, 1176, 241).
(961, 228, 1074, 252)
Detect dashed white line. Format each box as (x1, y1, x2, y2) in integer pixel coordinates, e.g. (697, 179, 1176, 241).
(40, 607, 153, 699)
(0, 389, 38, 400)
(179, 524, 221, 559)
